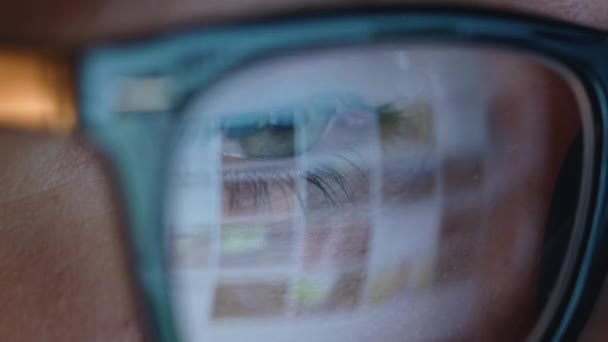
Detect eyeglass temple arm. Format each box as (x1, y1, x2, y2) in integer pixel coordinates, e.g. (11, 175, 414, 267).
(0, 50, 77, 133)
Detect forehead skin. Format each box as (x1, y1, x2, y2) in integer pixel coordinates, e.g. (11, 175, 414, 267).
(0, 0, 607, 47)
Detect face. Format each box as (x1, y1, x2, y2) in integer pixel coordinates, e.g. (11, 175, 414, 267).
(1, 1, 607, 341)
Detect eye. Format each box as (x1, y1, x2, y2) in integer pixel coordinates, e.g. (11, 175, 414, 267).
(221, 110, 313, 159)
(220, 94, 367, 159)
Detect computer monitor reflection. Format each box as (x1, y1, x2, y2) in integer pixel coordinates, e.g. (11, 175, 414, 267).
(164, 45, 586, 341)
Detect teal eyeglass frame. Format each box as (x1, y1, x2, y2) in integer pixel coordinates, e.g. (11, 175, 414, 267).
(77, 7, 608, 342)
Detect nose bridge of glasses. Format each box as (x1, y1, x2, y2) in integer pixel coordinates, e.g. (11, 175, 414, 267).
(0, 50, 77, 134)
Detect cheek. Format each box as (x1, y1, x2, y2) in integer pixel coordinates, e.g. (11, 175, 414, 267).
(0, 132, 143, 341)
(580, 279, 608, 341)
(471, 63, 581, 338)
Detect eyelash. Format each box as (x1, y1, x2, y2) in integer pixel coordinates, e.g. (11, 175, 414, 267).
(218, 96, 433, 214)
(222, 154, 367, 214)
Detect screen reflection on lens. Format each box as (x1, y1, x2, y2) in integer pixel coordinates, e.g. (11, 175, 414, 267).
(164, 45, 587, 341)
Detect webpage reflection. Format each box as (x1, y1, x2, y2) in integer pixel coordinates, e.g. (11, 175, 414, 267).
(158, 46, 564, 341)
(166, 125, 487, 341)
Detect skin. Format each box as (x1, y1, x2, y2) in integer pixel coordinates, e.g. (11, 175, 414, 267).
(0, 0, 607, 341)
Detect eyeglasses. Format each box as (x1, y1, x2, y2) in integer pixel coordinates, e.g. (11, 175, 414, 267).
(2, 7, 608, 342)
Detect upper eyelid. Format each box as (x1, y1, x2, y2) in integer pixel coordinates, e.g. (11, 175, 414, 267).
(218, 92, 380, 159)
(217, 92, 373, 121)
